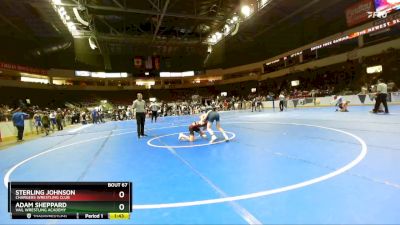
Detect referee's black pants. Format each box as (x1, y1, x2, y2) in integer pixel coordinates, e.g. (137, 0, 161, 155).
(136, 112, 145, 137)
(373, 93, 389, 113)
(151, 111, 158, 122)
(279, 100, 284, 111)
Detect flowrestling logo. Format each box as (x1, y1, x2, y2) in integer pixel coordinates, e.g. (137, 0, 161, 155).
(367, 11, 388, 18)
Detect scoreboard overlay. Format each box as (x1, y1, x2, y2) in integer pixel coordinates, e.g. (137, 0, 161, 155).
(8, 182, 132, 220)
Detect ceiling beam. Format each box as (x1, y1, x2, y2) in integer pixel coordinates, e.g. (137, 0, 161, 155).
(97, 16, 120, 35)
(0, 12, 41, 45)
(147, 0, 160, 11)
(112, 0, 124, 9)
(57, 2, 215, 20)
(86, 4, 215, 20)
(75, 33, 202, 45)
(153, 0, 170, 41)
(254, 0, 321, 37)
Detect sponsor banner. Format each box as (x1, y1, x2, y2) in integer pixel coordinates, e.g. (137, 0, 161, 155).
(375, 0, 400, 12)
(373, 10, 400, 25)
(0, 62, 48, 75)
(346, 0, 375, 27)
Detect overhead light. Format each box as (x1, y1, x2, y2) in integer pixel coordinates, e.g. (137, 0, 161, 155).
(67, 22, 76, 31)
(215, 32, 222, 40)
(207, 45, 212, 54)
(182, 71, 195, 77)
(241, 5, 252, 18)
(170, 72, 181, 77)
(367, 65, 383, 74)
(232, 15, 239, 22)
(291, 80, 300, 87)
(71, 30, 82, 36)
(136, 80, 155, 86)
(73, 7, 89, 26)
(223, 24, 231, 36)
(21, 76, 49, 84)
(75, 71, 90, 76)
(207, 34, 216, 44)
(88, 37, 97, 50)
(51, 3, 84, 37)
(58, 7, 66, 15)
(260, 0, 270, 9)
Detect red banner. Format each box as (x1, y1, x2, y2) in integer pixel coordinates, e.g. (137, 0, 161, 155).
(134, 56, 143, 68)
(345, 0, 375, 27)
(153, 56, 160, 70)
(0, 62, 48, 75)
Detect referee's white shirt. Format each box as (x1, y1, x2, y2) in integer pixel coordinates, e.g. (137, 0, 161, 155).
(150, 103, 159, 111)
(132, 100, 146, 113)
(377, 83, 388, 94)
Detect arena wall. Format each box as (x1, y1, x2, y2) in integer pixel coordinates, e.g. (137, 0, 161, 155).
(262, 92, 400, 108)
(1, 92, 399, 142)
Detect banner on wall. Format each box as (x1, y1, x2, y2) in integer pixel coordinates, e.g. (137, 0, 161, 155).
(375, 0, 400, 12)
(134, 56, 143, 68)
(145, 56, 153, 70)
(358, 94, 367, 103)
(134, 56, 161, 70)
(0, 62, 48, 75)
(153, 56, 161, 70)
(346, 0, 375, 27)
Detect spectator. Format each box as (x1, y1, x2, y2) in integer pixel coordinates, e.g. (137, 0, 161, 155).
(279, 92, 286, 112)
(387, 80, 396, 92)
(41, 112, 50, 136)
(50, 111, 56, 131)
(33, 111, 42, 134)
(56, 108, 64, 130)
(12, 108, 29, 141)
(92, 108, 98, 124)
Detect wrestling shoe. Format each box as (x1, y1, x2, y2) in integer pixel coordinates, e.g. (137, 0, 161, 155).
(210, 135, 217, 144)
(178, 133, 184, 140)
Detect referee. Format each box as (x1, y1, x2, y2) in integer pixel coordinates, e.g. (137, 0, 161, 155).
(150, 100, 160, 123)
(132, 93, 147, 138)
(372, 79, 389, 114)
